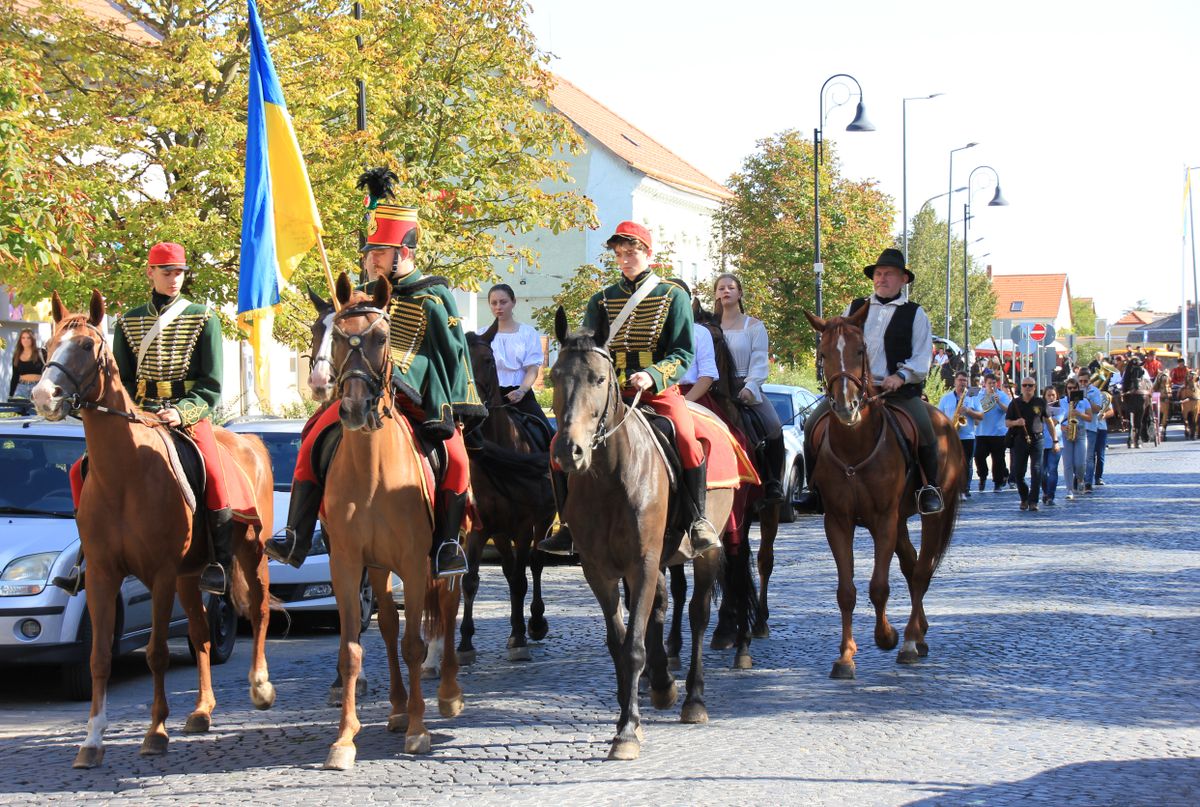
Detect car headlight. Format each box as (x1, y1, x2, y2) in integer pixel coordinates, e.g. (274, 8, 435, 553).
(309, 528, 329, 557)
(0, 552, 61, 596)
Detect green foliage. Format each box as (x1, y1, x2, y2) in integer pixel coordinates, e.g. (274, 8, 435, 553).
(2, 0, 596, 349)
(1070, 298, 1096, 338)
(923, 368, 948, 406)
(767, 363, 820, 392)
(1074, 340, 1102, 367)
(714, 131, 895, 367)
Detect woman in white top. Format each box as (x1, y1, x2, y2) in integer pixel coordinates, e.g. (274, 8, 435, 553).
(714, 272, 785, 503)
(480, 283, 553, 433)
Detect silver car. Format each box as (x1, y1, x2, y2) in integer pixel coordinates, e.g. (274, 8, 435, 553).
(761, 383, 821, 522)
(0, 416, 235, 699)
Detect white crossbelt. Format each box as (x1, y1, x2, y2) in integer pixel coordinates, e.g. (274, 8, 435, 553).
(137, 296, 193, 370)
(604, 274, 661, 351)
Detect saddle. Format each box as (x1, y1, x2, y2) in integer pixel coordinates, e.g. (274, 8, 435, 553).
(159, 428, 205, 514)
(311, 415, 442, 510)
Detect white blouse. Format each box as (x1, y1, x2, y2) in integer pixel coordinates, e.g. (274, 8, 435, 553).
(680, 324, 719, 386)
(722, 316, 770, 403)
(484, 323, 544, 387)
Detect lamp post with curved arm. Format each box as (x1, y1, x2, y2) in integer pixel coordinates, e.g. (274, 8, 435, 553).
(962, 165, 1009, 367)
(944, 143, 978, 339)
(814, 73, 875, 319)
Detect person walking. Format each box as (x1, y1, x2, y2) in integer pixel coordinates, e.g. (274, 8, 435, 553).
(1005, 377, 1051, 512)
(1079, 368, 1107, 493)
(1041, 385, 1064, 505)
(938, 370, 982, 501)
(1059, 377, 1092, 500)
(973, 371, 1012, 493)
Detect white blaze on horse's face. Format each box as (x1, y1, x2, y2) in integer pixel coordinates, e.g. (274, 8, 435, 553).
(829, 328, 863, 426)
(32, 336, 84, 421)
(308, 311, 336, 401)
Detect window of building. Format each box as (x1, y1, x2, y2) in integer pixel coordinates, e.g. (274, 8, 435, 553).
(1010, 301, 1024, 312)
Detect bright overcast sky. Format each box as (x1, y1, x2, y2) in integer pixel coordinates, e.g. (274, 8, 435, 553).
(528, 0, 1200, 326)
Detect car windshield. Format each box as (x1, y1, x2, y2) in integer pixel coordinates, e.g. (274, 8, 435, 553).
(765, 391, 794, 426)
(249, 431, 302, 492)
(0, 435, 83, 517)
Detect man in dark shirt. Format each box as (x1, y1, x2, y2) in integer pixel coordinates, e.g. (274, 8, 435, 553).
(1005, 377, 1054, 512)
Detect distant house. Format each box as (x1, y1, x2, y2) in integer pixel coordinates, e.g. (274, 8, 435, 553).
(990, 273, 1074, 340)
(1126, 308, 1199, 350)
(1106, 310, 1167, 345)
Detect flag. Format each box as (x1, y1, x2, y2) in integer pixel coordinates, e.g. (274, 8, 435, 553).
(238, 0, 323, 408)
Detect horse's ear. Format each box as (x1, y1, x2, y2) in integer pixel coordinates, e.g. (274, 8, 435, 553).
(307, 283, 330, 312)
(803, 310, 827, 333)
(847, 302, 870, 328)
(335, 272, 353, 306)
(554, 306, 568, 344)
(88, 290, 105, 326)
(592, 309, 610, 348)
(51, 292, 67, 324)
(372, 275, 391, 310)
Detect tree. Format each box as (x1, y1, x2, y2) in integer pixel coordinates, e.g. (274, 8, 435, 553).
(904, 205, 997, 352)
(1, 0, 595, 348)
(1070, 298, 1096, 338)
(713, 130, 894, 366)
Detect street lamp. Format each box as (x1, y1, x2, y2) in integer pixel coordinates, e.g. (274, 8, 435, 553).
(962, 165, 1008, 367)
(814, 73, 875, 319)
(902, 93, 944, 260)
(944, 142, 978, 338)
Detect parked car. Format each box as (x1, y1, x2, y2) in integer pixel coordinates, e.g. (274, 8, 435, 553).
(0, 416, 233, 700)
(223, 417, 375, 631)
(761, 383, 821, 522)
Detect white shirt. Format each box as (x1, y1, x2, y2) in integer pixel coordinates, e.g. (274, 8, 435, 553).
(722, 316, 770, 403)
(680, 324, 719, 386)
(483, 323, 544, 388)
(844, 295, 933, 384)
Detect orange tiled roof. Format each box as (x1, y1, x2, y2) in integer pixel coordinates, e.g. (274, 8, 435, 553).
(15, 0, 160, 45)
(1114, 310, 1160, 326)
(992, 273, 1071, 321)
(547, 75, 732, 202)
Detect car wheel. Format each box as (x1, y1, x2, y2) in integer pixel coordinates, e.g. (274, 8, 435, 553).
(189, 593, 237, 665)
(358, 571, 376, 634)
(780, 461, 802, 524)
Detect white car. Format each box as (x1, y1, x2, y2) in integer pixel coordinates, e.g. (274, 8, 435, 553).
(223, 417, 375, 632)
(761, 383, 822, 522)
(0, 416, 234, 699)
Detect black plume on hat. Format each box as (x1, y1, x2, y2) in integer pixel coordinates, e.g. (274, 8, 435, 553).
(356, 167, 398, 207)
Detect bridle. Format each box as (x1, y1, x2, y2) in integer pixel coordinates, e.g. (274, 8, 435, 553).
(46, 320, 148, 424)
(331, 303, 392, 415)
(563, 346, 642, 450)
(820, 324, 880, 409)
(305, 309, 336, 380)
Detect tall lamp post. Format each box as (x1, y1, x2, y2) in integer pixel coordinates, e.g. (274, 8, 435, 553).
(962, 165, 1008, 368)
(902, 93, 943, 260)
(944, 142, 978, 338)
(814, 73, 875, 319)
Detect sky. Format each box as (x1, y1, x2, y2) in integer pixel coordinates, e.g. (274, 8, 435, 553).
(527, 0, 1200, 327)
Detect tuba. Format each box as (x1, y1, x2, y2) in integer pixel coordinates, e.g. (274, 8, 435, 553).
(980, 391, 998, 412)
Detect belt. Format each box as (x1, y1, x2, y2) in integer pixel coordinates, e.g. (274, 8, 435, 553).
(136, 378, 195, 400)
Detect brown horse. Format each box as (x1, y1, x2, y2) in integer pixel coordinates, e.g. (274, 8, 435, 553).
(551, 307, 730, 760)
(804, 306, 963, 679)
(1153, 371, 1172, 443)
(458, 332, 554, 663)
(319, 274, 463, 769)
(1122, 362, 1153, 448)
(32, 291, 276, 769)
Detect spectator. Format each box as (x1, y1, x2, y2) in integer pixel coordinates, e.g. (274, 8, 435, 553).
(9, 328, 45, 400)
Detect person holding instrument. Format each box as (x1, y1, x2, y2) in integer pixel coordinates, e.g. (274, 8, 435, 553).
(1005, 377, 1051, 512)
(1040, 385, 1063, 505)
(1059, 377, 1092, 500)
(937, 370, 983, 501)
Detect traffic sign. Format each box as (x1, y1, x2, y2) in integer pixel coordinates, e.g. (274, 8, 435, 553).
(1030, 323, 1047, 343)
(1042, 324, 1057, 345)
(1010, 325, 1027, 343)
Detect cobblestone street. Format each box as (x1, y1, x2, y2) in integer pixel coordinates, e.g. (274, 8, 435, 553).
(2, 431, 1198, 806)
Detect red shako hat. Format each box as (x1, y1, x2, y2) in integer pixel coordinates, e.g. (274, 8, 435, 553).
(148, 242, 186, 267)
(357, 167, 420, 252)
(605, 221, 653, 254)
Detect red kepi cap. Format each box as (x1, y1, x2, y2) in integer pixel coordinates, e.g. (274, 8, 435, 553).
(148, 242, 187, 267)
(604, 221, 653, 254)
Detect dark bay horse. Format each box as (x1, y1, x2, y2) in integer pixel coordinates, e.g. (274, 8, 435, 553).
(319, 275, 463, 769)
(33, 291, 276, 768)
(1122, 362, 1153, 448)
(804, 306, 963, 679)
(459, 332, 554, 663)
(552, 308, 731, 760)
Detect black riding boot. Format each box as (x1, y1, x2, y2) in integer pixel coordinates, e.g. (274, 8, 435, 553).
(537, 469, 575, 556)
(199, 507, 235, 596)
(265, 479, 323, 569)
(683, 461, 721, 555)
(792, 432, 823, 514)
(761, 435, 787, 504)
(915, 445, 944, 515)
(52, 552, 85, 595)
(432, 490, 468, 578)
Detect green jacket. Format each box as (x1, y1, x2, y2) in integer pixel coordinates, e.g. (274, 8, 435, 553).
(113, 296, 223, 425)
(583, 271, 695, 392)
(371, 270, 486, 439)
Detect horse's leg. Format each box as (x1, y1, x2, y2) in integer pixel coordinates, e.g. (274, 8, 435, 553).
(496, 537, 531, 661)
(140, 572, 177, 757)
(241, 528, 275, 710)
(456, 529, 485, 665)
(324, 553, 365, 770)
(681, 550, 718, 724)
(528, 525, 548, 641)
(899, 513, 945, 664)
(894, 521, 928, 642)
(826, 517, 858, 679)
(365, 569, 405, 733)
(666, 564, 687, 669)
(646, 570, 677, 711)
(72, 567, 119, 769)
(580, 566, 628, 757)
(399, 569, 431, 755)
(869, 519, 899, 653)
(437, 578, 465, 719)
(609, 560, 657, 761)
(178, 578, 216, 733)
(754, 505, 778, 639)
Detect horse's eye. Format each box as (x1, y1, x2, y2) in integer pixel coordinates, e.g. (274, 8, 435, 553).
(79, 337, 95, 350)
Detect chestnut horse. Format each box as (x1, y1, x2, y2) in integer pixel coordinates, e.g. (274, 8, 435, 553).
(319, 275, 463, 769)
(1181, 372, 1200, 440)
(458, 332, 554, 663)
(33, 291, 276, 769)
(552, 308, 731, 761)
(804, 307, 963, 679)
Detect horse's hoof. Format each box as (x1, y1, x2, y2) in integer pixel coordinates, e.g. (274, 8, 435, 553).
(917, 641, 929, 657)
(421, 665, 439, 680)
(251, 681, 276, 710)
(709, 631, 735, 651)
(651, 682, 678, 710)
(875, 627, 899, 651)
(183, 712, 211, 734)
(438, 696, 464, 718)
(607, 738, 641, 761)
(139, 734, 169, 756)
(751, 622, 770, 640)
(327, 687, 344, 708)
(387, 713, 409, 733)
(734, 652, 753, 670)
(324, 745, 356, 770)
(405, 732, 432, 755)
(507, 645, 531, 662)
(830, 661, 856, 680)
(528, 617, 549, 641)
(667, 655, 682, 672)
(680, 701, 709, 724)
(457, 649, 477, 666)
(897, 649, 920, 665)
(72, 746, 104, 769)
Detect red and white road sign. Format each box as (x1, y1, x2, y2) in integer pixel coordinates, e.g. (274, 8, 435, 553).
(1029, 323, 1047, 343)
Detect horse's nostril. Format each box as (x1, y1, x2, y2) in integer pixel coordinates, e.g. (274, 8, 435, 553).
(571, 443, 583, 459)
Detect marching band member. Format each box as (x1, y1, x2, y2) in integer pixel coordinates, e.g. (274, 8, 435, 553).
(973, 371, 1012, 493)
(1059, 377, 1092, 500)
(1005, 377, 1051, 512)
(1040, 385, 1063, 505)
(937, 370, 982, 500)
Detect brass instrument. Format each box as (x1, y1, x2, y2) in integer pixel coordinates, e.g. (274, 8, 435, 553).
(1063, 401, 1079, 442)
(981, 391, 998, 413)
(1099, 390, 1113, 417)
(952, 390, 969, 429)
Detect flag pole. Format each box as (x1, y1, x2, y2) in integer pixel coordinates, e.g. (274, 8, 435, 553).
(314, 229, 341, 311)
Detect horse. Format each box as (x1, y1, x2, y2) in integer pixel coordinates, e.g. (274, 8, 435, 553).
(1121, 362, 1153, 448)
(804, 306, 964, 679)
(318, 274, 463, 769)
(551, 307, 731, 760)
(1181, 372, 1200, 440)
(458, 331, 554, 663)
(32, 291, 276, 769)
(1152, 371, 1173, 442)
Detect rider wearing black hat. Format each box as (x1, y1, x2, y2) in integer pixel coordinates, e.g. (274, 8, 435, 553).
(793, 247, 944, 515)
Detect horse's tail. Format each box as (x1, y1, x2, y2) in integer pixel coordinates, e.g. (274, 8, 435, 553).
(723, 539, 757, 631)
(422, 575, 448, 641)
(228, 551, 287, 620)
(927, 471, 962, 576)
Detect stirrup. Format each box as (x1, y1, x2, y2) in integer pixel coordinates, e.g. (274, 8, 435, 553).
(434, 541, 468, 579)
(538, 525, 575, 556)
(688, 518, 722, 555)
(51, 565, 85, 596)
(198, 563, 229, 596)
(265, 528, 304, 569)
(916, 485, 944, 515)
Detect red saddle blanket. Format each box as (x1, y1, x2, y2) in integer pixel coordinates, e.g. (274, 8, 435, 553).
(220, 442, 261, 527)
(688, 403, 760, 490)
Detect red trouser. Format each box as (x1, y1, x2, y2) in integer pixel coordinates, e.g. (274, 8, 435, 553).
(69, 418, 230, 510)
(293, 401, 468, 495)
(634, 384, 704, 469)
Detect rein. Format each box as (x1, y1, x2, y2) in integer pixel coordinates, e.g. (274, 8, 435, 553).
(587, 347, 643, 449)
(331, 304, 393, 418)
(48, 321, 157, 425)
(815, 322, 894, 477)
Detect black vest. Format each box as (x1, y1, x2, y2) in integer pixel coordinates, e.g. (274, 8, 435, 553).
(848, 296, 920, 377)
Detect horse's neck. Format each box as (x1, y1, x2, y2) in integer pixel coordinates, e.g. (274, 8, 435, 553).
(823, 404, 887, 464)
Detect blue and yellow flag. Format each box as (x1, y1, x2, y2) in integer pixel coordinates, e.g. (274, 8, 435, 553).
(238, 0, 323, 407)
